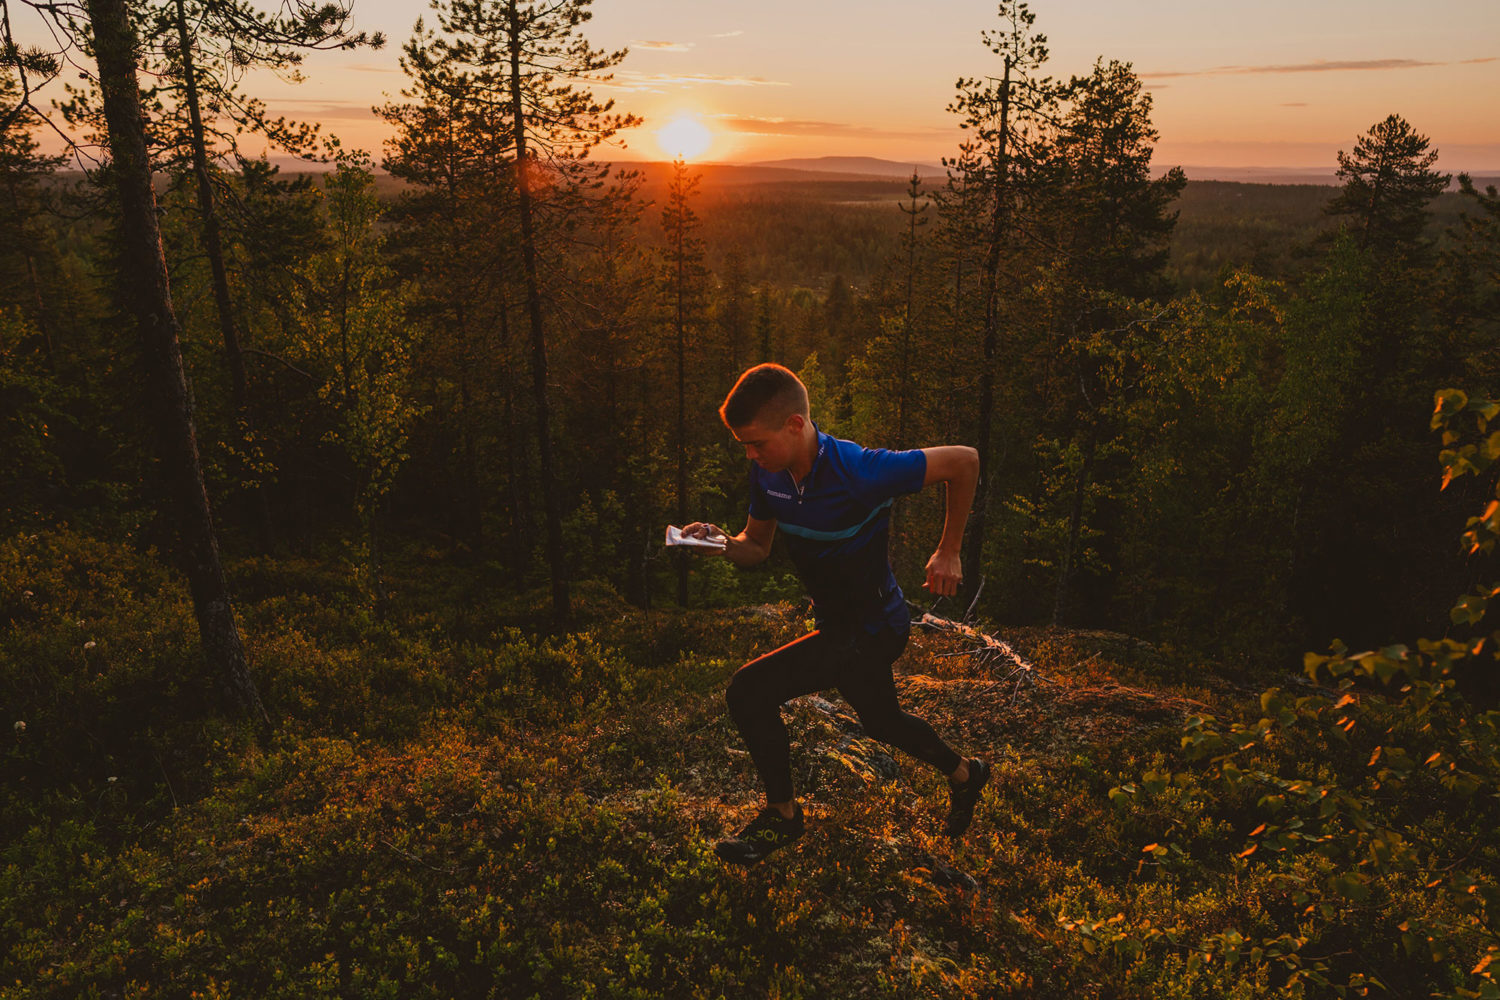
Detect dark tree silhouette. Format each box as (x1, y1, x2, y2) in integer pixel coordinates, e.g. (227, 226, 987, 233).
(0, 68, 63, 367)
(152, 0, 382, 549)
(660, 158, 706, 606)
(895, 171, 929, 449)
(947, 0, 1057, 608)
(1326, 113, 1450, 252)
(84, 0, 268, 725)
(1042, 58, 1184, 626)
(400, 0, 638, 626)
(379, 17, 520, 561)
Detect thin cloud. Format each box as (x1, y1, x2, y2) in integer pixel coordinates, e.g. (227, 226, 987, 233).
(717, 115, 948, 140)
(343, 63, 400, 74)
(1143, 56, 1492, 79)
(598, 71, 789, 93)
(264, 99, 378, 120)
(711, 30, 744, 38)
(632, 40, 694, 51)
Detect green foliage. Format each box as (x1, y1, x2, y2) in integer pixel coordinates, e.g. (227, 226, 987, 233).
(0, 528, 229, 829)
(1327, 113, 1451, 253)
(0, 70, 67, 339)
(1082, 273, 1286, 653)
(1051, 58, 1186, 302)
(795, 351, 836, 434)
(561, 490, 625, 585)
(6, 511, 1500, 999)
(1443, 176, 1500, 388)
(292, 164, 425, 597)
(2, 532, 953, 997)
(1167, 181, 1339, 291)
(1106, 390, 1500, 998)
(0, 312, 74, 526)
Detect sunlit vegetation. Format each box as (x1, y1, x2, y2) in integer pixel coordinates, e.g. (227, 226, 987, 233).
(3, 0, 1500, 994)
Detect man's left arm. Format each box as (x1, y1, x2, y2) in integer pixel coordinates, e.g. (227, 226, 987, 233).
(920, 445, 980, 597)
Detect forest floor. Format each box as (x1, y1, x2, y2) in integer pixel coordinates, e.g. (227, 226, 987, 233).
(0, 531, 1355, 998)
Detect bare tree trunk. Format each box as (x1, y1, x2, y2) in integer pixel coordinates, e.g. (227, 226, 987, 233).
(23, 252, 51, 365)
(172, 0, 274, 551)
(635, 361, 653, 610)
(457, 369, 483, 548)
(723, 250, 745, 378)
(452, 295, 484, 552)
(891, 174, 922, 567)
(1053, 432, 1096, 628)
(497, 292, 528, 581)
(961, 56, 1011, 609)
(367, 500, 384, 620)
(674, 180, 689, 606)
(507, 5, 569, 627)
(87, 0, 268, 726)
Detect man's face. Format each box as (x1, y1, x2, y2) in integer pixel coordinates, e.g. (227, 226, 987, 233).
(731, 412, 803, 473)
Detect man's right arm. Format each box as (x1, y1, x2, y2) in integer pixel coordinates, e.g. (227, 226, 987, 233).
(683, 516, 775, 567)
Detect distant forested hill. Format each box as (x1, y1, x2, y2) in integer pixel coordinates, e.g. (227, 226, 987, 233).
(53, 165, 1483, 295)
(613, 168, 1492, 294)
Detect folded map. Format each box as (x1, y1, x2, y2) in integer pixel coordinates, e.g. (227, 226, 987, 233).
(665, 525, 727, 550)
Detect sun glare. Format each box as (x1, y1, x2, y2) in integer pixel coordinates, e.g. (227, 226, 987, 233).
(654, 113, 713, 161)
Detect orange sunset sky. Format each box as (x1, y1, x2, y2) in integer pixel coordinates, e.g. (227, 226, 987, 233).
(17, 0, 1500, 171)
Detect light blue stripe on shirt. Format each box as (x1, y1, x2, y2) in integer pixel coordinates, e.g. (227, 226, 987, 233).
(776, 499, 894, 542)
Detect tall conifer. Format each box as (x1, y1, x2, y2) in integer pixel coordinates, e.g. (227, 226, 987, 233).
(0, 69, 63, 367)
(393, 0, 638, 625)
(946, 0, 1058, 608)
(661, 158, 706, 605)
(1327, 114, 1450, 252)
(83, 0, 268, 725)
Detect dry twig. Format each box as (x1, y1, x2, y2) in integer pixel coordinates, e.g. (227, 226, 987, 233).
(913, 611, 1051, 702)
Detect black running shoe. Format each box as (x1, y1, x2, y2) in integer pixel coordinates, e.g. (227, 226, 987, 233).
(944, 758, 990, 837)
(714, 804, 805, 865)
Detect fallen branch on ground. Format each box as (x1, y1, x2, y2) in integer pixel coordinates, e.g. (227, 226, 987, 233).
(913, 611, 1051, 701)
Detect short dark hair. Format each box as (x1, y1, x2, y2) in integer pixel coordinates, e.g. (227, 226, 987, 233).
(719, 363, 809, 429)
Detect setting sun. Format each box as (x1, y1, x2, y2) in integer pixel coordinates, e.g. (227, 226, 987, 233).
(653, 113, 713, 161)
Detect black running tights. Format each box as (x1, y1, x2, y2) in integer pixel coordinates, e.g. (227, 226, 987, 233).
(725, 625, 962, 804)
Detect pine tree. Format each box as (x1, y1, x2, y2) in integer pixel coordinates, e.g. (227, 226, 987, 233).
(1049, 59, 1185, 302)
(660, 158, 707, 605)
(55, 0, 381, 550)
(894, 171, 930, 449)
(1279, 119, 1458, 646)
(1315, 115, 1450, 407)
(822, 273, 854, 373)
(1035, 58, 1184, 626)
(295, 163, 424, 611)
(167, 0, 380, 548)
(561, 170, 652, 601)
(395, 0, 639, 626)
(379, 17, 520, 560)
(1326, 113, 1450, 253)
(82, 0, 268, 725)
(1443, 175, 1500, 386)
(152, 0, 381, 422)
(946, 0, 1059, 608)
(0, 69, 64, 367)
(754, 285, 776, 361)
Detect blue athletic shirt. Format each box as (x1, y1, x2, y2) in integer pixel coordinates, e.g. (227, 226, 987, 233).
(748, 426, 927, 633)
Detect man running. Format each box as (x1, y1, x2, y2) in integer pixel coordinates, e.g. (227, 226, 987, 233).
(683, 363, 989, 866)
